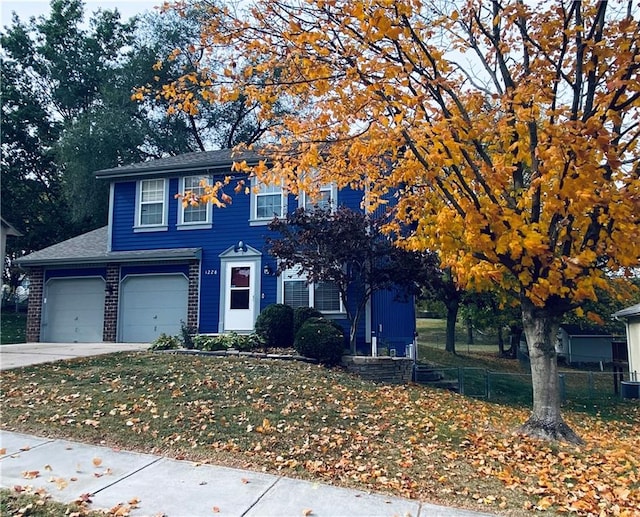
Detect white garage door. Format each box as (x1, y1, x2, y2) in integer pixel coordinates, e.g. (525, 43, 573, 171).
(119, 274, 188, 343)
(42, 277, 105, 343)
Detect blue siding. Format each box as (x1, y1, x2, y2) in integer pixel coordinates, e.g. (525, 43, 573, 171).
(45, 268, 107, 281)
(372, 288, 416, 356)
(109, 174, 413, 343)
(120, 264, 189, 277)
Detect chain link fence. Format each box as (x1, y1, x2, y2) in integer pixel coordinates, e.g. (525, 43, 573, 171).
(415, 366, 627, 405)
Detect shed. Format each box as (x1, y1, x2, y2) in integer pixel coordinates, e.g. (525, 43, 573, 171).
(613, 304, 640, 382)
(556, 324, 613, 365)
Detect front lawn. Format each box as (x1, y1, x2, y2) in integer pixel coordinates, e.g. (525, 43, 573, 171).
(0, 311, 26, 344)
(1, 352, 638, 516)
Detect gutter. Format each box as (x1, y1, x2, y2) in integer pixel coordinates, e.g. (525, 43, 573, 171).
(16, 249, 202, 267)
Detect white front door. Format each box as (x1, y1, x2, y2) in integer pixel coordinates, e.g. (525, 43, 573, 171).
(224, 262, 255, 331)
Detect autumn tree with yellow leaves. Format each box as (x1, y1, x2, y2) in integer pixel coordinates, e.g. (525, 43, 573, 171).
(156, 0, 640, 443)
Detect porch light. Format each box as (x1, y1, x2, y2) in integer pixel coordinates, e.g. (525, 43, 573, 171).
(234, 240, 247, 253)
(263, 264, 273, 276)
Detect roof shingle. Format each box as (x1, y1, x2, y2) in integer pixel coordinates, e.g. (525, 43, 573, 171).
(16, 226, 200, 267)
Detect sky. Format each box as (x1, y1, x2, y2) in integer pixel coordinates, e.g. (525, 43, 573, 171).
(1, 0, 162, 29)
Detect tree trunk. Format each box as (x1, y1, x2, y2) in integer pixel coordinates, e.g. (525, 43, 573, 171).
(498, 326, 505, 356)
(445, 303, 458, 354)
(506, 325, 521, 359)
(518, 299, 582, 444)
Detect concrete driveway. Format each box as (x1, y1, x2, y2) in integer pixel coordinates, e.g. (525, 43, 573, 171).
(0, 342, 149, 370)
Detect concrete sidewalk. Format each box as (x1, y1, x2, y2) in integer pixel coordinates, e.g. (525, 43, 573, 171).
(0, 342, 149, 370)
(0, 430, 495, 517)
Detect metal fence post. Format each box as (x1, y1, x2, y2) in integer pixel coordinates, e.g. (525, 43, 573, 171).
(486, 370, 491, 400)
(458, 367, 464, 396)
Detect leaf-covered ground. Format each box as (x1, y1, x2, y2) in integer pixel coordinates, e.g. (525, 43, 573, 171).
(1, 352, 638, 516)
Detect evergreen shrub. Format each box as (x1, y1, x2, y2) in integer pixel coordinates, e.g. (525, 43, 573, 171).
(294, 317, 345, 366)
(254, 303, 294, 349)
(293, 306, 322, 336)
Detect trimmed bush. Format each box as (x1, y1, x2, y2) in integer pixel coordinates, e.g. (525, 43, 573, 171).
(294, 317, 345, 366)
(254, 303, 294, 349)
(293, 306, 322, 336)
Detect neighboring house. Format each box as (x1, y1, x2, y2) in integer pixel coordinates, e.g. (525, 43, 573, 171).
(613, 303, 640, 382)
(555, 324, 614, 365)
(1, 217, 22, 272)
(16, 149, 416, 352)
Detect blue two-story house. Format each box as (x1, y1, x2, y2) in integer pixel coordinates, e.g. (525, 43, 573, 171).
(17, 149, 416, 354)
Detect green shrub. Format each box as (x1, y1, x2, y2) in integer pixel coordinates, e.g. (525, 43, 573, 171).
(293, 306, 322, 336)
(149, 333, 180, 351)
(235, 333, 265, 352)
(254, 303, 294, 349)
(294, 317, 346, 366)
(192, 332, 264, 352)
(193, 335, 227, 351)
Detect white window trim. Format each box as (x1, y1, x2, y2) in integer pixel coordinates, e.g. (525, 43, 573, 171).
(279, 266, 345, 314)
(134, 178, 169, 232)
(177, 175, 213, 230)
(298, 183, 337, 212)
(249, 177, 287, 226)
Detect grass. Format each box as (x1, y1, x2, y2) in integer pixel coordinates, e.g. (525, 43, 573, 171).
(0, 489, 101, 517)
(0, 311, 26, 344)
(416, 318, 627, 413)
(1, 351, 638, 516)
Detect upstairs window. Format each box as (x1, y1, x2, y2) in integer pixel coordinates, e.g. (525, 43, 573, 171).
(137, 179, 167, 228)
(251, 178, 286, 224)
(300, 183, 336, 212)
(180, 175, 212, 228)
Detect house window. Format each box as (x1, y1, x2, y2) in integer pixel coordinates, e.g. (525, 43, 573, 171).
(300, 184, 336, 211)
(179, 175, 212, 228)
(251, 178, 286, 224)
(138, 179, 166, 228)
(281, 267, 343, 313)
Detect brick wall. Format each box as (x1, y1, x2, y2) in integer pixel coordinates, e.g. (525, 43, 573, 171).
(103, 264, 120, 342)
(187, 261, 200, 330)
(25, 267, 43, 342)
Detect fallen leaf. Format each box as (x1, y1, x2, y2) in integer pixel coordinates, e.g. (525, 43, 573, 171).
(302, 509, 313, 516)
(75, 493, 92, 503)
(92, 457, 103, 467)
(241, 478, 250, 484)
(44, 464, 53, 471)
(213, 506, 220, 513)
(22, 470, 40, 479)
(111, 503, 130, 516)
(53, 477, 68, 490)
(0, 448, 6, 455)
